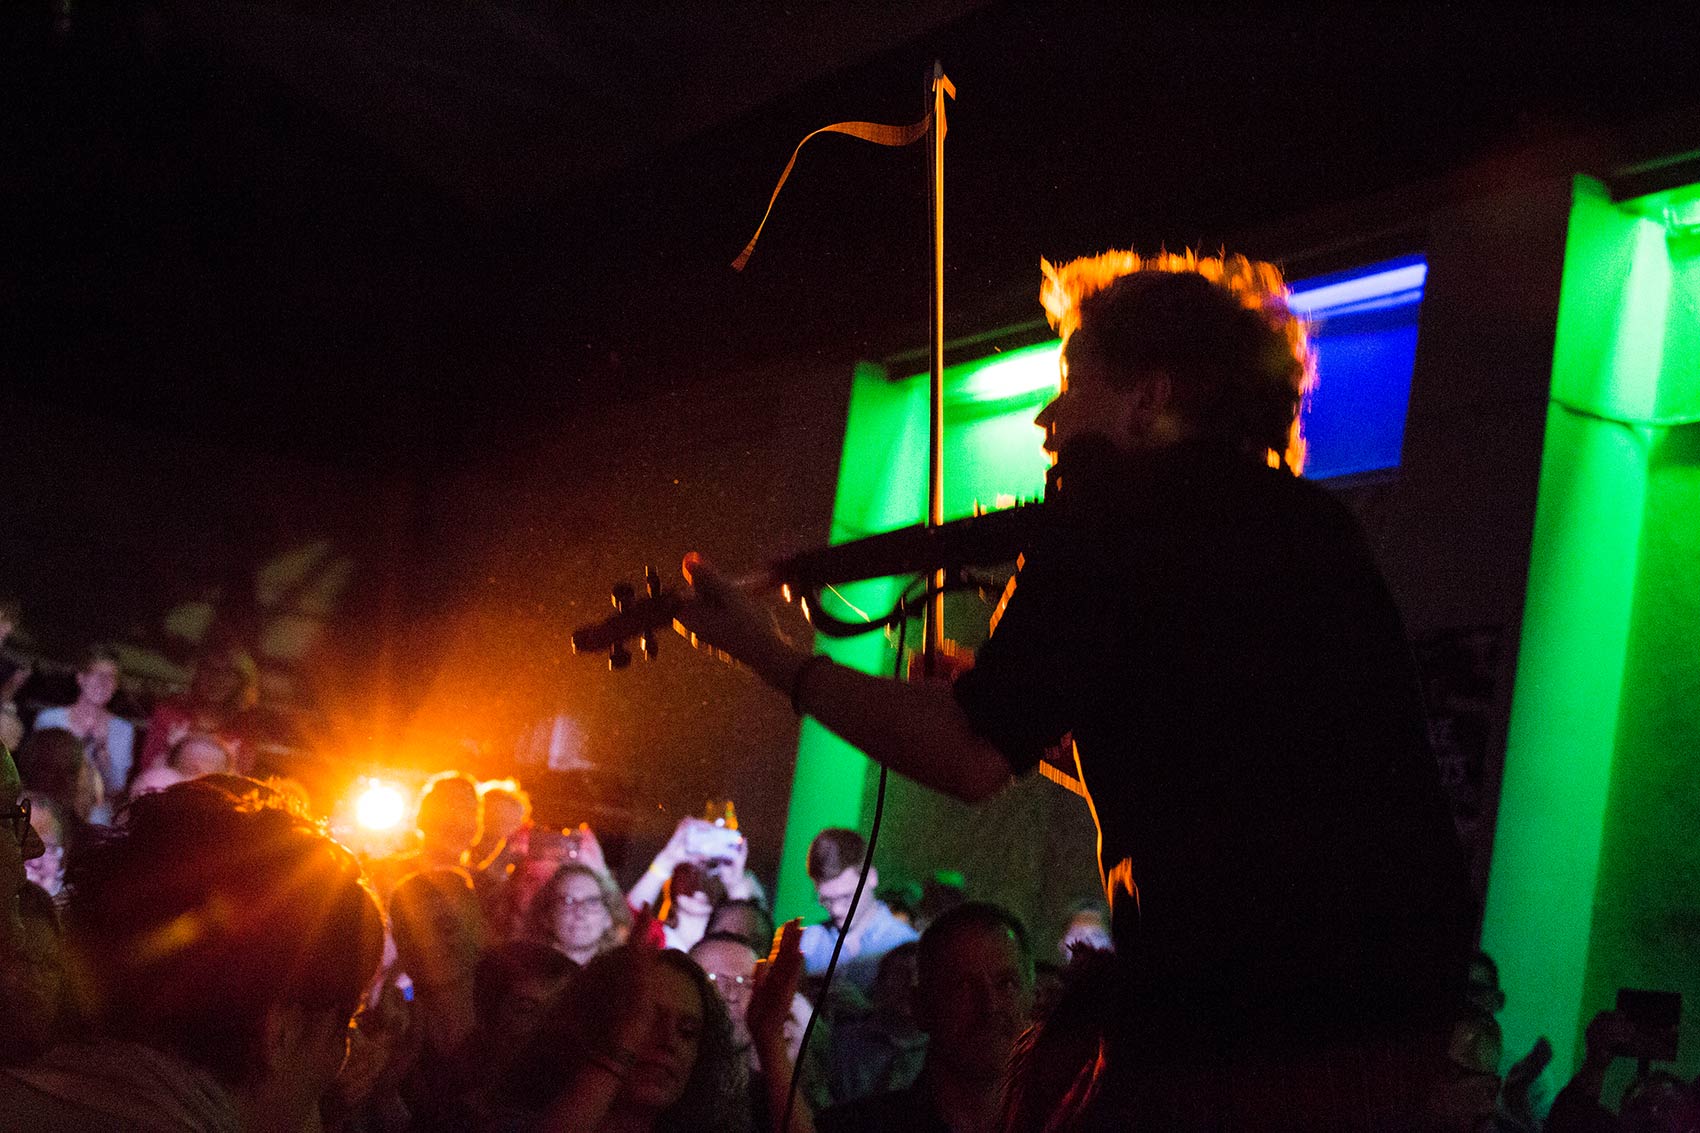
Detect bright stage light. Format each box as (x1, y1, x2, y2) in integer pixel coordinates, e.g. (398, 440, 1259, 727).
(355, 782, 407, 831)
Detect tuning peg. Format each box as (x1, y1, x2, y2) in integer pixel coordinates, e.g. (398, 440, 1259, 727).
(612, 582, 635, 612)
(609, 642, 632, 670)
(640, 630, 659, 661)
(645, 565, 662, 599)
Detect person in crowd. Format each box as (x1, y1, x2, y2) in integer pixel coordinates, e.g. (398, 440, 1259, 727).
(166, 729, 236, 779)
(16, 727, 100, 840)
(674, 252, 1471, 1125)
(0, 599, 28, 751)
(874, 879, 922, 929)
(416, 771, 483, 867)
(527, 859, 632, 967)
(707, 897, 778, 955)
(491, 822, 614, 941)
(33, 644, 135, 823)
(821, 902, 1034, 1133)
(1466, 951, 1551, 1131)
(475, 940, 579, 1050)
(491, 940, 749, 1133)
(1030, 899, 1112, 1023)
(497, 918, 812, 1133)
(1545, 1008, 1700, 1133)
(658, 861, 720, 953)
(496, 826, 574, 939)
(473, 778, 532, 872)
(795, 828, 917, 996)
(389, 867, 489, 1131)
(629, 814, 764, 914)
(138, 640, 261, 774)
(692, 931, 761, 1064)
(323, 983, 414, 1133)
(372, 771, 484, 897)
(0, 882, 67, 1066)
(783, 986, 834, 1117)
(2, 741, 48, 958)
(824, 941, 925, 1106)
(21, 790, 65, 897)
(914, 872, 966, 935)
(737, 918, 816, 1129)
(1424, 1007, 1508, 1132)
(0, 778, 385, 1130)
(127, 762, 188, 800)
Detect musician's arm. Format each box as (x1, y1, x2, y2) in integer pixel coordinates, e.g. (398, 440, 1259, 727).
(675, 559, 1013, 804)
(765, 643, 1011, 803)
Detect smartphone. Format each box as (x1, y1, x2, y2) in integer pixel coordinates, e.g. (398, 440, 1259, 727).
(1616, 988, 1681, 1062)
(684, 819, 743, 864)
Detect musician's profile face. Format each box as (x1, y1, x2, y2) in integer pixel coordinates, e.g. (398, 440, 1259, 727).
(1038, 335, 1137, 460)
(1038, 331, 1179, 461)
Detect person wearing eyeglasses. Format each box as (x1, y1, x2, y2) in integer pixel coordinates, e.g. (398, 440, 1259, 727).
(692, 921, 818, 1133)
(800, 828, 916, 997)
(529, 860, 632, 967)
(691, 931, 760, 1056)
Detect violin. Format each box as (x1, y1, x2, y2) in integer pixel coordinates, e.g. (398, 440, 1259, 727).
(569, 499, 1051, 669)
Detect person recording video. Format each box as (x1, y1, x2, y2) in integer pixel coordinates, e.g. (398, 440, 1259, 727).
(627, 813, 765, 952)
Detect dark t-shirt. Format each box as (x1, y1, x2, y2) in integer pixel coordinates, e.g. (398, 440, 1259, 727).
(954, 439, 1470, 1053)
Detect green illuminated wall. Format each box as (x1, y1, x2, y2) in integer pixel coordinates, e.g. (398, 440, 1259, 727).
(1482, 176, 1700, 1084)
(773, 346, 1061, 923)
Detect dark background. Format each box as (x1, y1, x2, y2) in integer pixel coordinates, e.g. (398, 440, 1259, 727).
(5, 2, 1699, 881)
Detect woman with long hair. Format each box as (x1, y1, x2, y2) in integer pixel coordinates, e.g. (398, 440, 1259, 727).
(527, 861, 631, 967)
(493, 944, 746, 1133)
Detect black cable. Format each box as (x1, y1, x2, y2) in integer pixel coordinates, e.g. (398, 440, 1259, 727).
(805, 574, 957, 639)
(779, 594, 915, 1131)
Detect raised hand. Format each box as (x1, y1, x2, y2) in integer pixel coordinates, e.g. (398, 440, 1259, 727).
(747, 918, 805, 1053)
(713, 829, 753, 898)
(747, 918, 816, 1133)
(572, 821, 609, 876)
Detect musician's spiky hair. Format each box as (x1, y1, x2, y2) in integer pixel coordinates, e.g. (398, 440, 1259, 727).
(1040, 250, 1314, 472)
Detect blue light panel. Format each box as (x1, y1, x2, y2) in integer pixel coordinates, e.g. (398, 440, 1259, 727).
(1289, 253, 1427, 480)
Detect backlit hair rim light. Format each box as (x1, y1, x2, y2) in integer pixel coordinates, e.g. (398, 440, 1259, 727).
(1040, 249, 1315, 472)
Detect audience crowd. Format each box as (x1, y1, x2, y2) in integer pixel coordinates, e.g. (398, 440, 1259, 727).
(0, 621, 1695, 1131)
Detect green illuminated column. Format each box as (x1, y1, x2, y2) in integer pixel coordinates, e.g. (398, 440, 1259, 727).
(1482, 177, 1700, 1084)
(774, 348, 1060, 923)
(772, 362, 928, 924)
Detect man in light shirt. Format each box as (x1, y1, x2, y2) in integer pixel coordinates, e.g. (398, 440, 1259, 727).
(798, 827, 917, 996)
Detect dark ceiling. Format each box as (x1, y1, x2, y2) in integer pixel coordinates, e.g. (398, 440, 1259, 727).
(7, 3, 1700, 472)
